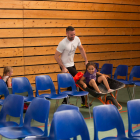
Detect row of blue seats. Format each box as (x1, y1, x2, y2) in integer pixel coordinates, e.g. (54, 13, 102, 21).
(24, 100, 140, 140)
(0, 93, 140, 140)
(97, 63, 140, 99)
(96, 63, 140, 85)
(0, 73, 89, 106)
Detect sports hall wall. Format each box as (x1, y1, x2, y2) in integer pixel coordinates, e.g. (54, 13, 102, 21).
(0, 0, 140, 89)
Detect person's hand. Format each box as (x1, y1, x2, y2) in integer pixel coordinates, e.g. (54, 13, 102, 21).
(62, 67, 69, 73)
(83, 84, 87, 89)
(85, 61, 88, 66)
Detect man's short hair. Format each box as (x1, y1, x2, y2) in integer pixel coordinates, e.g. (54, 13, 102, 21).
(66, 26, 75, 32)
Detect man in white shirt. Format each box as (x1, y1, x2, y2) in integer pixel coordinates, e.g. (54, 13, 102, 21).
(54, 26, 88, 107)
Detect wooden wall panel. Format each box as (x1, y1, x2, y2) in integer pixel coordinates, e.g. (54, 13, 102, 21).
(24, 20, 140, 28)
(0, 57, 24, 67)
(0, 48, 23, 57)
(0, 10, 23, 18)
(0, 1, 23, 9)
(23, 1, 140, 12)
(0, 19, 23, 28)
(24, 28, 140, 37)
(23, 36, 140, 47)
(24, 51, 140, 66)
(0, 1, 24, 77)
(24, 10, 140, 20)
(0, 29, 23, 38)
(24, 58, 140, 75)
(0, 0, 140, 88)
(52, 0, 140, 5)
(0, 38, 23, 47)
(24, 43, 140, 56)
(0, 67, 24, 77)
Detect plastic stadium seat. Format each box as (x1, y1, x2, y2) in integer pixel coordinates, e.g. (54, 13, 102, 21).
(100, 63, 113, 78)
(129, 66, 140, 99)
(0, 97, 50, 139)
(0, 94, 24, 127)
(57, 73, 91, 118)
(114, 65, 132, 99)
(24, 110, 90, 140)
(0, 79, 9, 105)
(12, 77, 35, 102)
(55, 104, 79, 112)
(114, 65, 128, 83)
(93, 104, 135, 140)
(49, 110, 90, 139)
(35, 75, 68, 108)
(127, 99, 140, 138)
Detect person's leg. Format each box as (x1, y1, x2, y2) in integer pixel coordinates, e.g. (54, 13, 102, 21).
(89, 79, 101, 93)
(59, 66, 68, 104)
(61, 66, 77, 104)
(67, 66, 85, 105)
(97, 75, 113, 92)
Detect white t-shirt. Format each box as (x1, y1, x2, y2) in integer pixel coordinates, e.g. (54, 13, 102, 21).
(56, 36, 81, 67)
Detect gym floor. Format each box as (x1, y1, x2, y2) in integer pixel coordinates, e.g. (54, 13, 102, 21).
(1, 86, 140, 140)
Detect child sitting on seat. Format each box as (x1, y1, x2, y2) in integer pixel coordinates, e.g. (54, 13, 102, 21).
(80, 62, 114, 93)
(2, 66, 13, 87)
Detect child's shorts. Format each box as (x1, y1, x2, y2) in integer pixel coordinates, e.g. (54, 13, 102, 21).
(87, 75, 100, 89)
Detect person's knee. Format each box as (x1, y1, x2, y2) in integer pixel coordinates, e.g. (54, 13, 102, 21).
(101, 75, 106, 79)
(90, 79, 96, 84)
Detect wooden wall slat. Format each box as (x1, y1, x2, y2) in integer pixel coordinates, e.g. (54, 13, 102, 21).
(0, 48, 23, 57)
(84, 51, 140, 62)
(24, 28, 140, 37)
(0, 57, 24, 67)
(80, 58, 140, 69)
(0, 67, 24, 77)
(23, 36, 140, 47)
(0, 1, 23, 9)
(23, 19, 140, 28)
(0, 10, 23, 18)
(52, 0, 140, 5)
(0, 0, 140, 88)
(23, 43, 140, 56)
(24, 58, 140, 75)
(25, 64, 60, 75)
(24, 10, 140, 20)
(24, 51, 140, 66)
(81, 44, 140, 53)
(26, 73, 58, 83)
(23, 1, 140, 13)
(0, 29, 23, 38)
(0, 19, 23, 28)
(0, 38, 23, 48)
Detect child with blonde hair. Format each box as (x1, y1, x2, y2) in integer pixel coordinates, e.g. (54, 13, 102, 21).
(2, 66, 13, 87)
